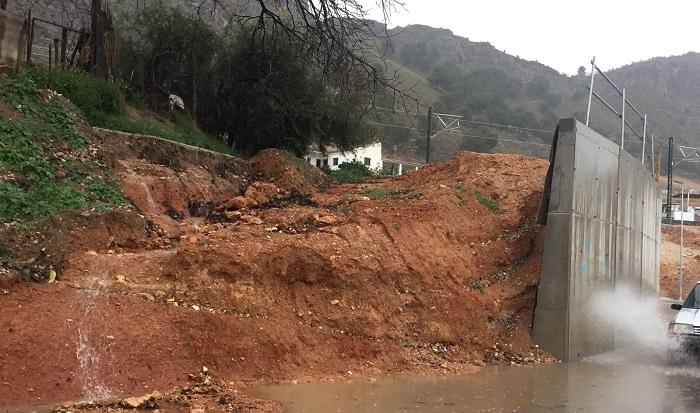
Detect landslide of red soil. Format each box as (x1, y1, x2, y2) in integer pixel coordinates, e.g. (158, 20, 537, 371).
(660, 225, 700, 298)
(0, 143, 553, 408)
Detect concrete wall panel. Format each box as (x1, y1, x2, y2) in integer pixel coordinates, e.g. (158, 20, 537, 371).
(533, 119, 661, 361)
(0, 10, 24, 71)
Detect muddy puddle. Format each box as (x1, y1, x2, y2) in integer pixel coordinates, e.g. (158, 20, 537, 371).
(257, 358, 700, 413)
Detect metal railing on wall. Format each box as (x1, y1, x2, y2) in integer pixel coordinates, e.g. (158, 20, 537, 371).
(585, 56, 655, 170)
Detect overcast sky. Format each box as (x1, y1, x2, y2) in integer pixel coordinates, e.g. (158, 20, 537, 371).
(365, 0, 698, 75)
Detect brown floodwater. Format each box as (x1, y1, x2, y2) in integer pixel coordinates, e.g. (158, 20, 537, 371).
(256, 357, 700, 413)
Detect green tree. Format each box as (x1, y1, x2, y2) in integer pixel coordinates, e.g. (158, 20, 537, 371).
(201, 26, 372, 155)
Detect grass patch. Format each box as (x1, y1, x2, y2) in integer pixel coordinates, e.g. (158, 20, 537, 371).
(474, 190, 499, 211)
(0, 181, 87, 222)
(11, 68, 233, 155)
(0, 72, 129, 223)
(20, 68, 124, 125)
(452, 184, 499, 211)
(100, 114, 235, 155)
(0, 118, 53, 181)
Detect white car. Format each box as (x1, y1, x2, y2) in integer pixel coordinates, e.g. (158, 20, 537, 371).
(668, 283, 700, 359)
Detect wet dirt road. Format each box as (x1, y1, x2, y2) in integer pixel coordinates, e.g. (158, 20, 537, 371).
(257, 357, 700, 413)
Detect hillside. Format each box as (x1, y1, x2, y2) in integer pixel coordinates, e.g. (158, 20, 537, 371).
(0, 72, 557, 408)
(9, 1, 700, 172)
(607, 53, 700, 150)
(376, 24, 700, 175)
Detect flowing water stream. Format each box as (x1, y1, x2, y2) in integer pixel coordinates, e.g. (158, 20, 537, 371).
(74, 257, 112, 400)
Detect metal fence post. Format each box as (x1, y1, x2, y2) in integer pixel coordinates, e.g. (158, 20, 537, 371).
(425, 106, 432, 163)
(651, 133, 655, 175)
(585, 57, 596, 126)
(641, 114, 647, 164)
(667, 137, 674, 222)
(679, 182, 684, 300)
(620, 88, 626, 150)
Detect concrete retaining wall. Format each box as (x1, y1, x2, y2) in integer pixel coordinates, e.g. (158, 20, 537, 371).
(532, 118, 661, 361)
(0, 9, 25, 72)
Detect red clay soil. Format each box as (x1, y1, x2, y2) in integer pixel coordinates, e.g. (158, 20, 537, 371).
(0, 148, 554, 409)
(660, 225, 700, 298)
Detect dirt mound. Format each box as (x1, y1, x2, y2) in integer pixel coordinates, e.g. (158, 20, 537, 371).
(248, 149, 332, 195)
(0, 150, 554, 407)
(660, 225, 700, 298)
(116, 159, 243, 235)
(0, 209, 155, 287)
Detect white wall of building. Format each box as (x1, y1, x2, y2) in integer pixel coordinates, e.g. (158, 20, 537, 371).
(306, 142, 383, 171)
(673, 210, 696, 222)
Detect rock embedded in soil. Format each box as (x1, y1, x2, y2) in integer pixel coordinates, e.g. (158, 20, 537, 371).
(119, 391, 161, 408)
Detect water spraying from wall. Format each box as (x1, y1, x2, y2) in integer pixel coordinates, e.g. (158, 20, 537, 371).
(75, 258, 112, 400)
(587, 284, 674, 362)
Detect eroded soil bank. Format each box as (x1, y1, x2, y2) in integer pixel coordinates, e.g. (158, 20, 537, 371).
(0, 130, 554, 410)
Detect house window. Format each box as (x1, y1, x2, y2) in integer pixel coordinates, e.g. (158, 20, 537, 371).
(316, 159, 321, 167)
(333, 157, 339, 166)
(323, 159, 329, 167)
(364, 157, 371, 166)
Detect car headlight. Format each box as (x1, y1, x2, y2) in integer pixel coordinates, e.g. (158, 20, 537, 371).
(669, 323, 695, 335)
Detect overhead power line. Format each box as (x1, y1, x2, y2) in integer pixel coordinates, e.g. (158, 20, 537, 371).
(371, 106, 552, 135)
(367, 120, 552, 148)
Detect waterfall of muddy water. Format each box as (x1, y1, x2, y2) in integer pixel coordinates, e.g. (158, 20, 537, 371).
(140, 181, 157, 212)
(75, 256, 112, 400)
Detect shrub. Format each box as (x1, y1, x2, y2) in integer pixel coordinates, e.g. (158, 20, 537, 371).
(329, 160, 373, 183)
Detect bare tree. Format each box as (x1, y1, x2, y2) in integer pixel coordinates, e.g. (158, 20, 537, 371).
(192, 0, 414, 111)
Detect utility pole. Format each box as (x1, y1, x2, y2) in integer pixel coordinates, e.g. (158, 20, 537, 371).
(675, 180, 684, 300)
(425, 106, 432, 164)
(667, 137, 674, 222)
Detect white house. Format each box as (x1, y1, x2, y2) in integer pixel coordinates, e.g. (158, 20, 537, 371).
(670, 203, 696, 222)
(306, 142, 382, 171)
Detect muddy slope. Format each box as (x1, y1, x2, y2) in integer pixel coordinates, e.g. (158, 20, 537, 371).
(0, 137, 552, 406)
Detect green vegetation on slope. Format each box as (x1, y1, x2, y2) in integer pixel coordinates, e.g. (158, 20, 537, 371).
(0, 73, 126, 223)
(17, 68, 235, 155)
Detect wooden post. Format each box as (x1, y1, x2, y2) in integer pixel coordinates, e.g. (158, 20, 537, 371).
(26, 12, 33, 63)
(48, 43, 52, 69)
(60, 28, 68, 66)
(53, 38, 59, 67)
